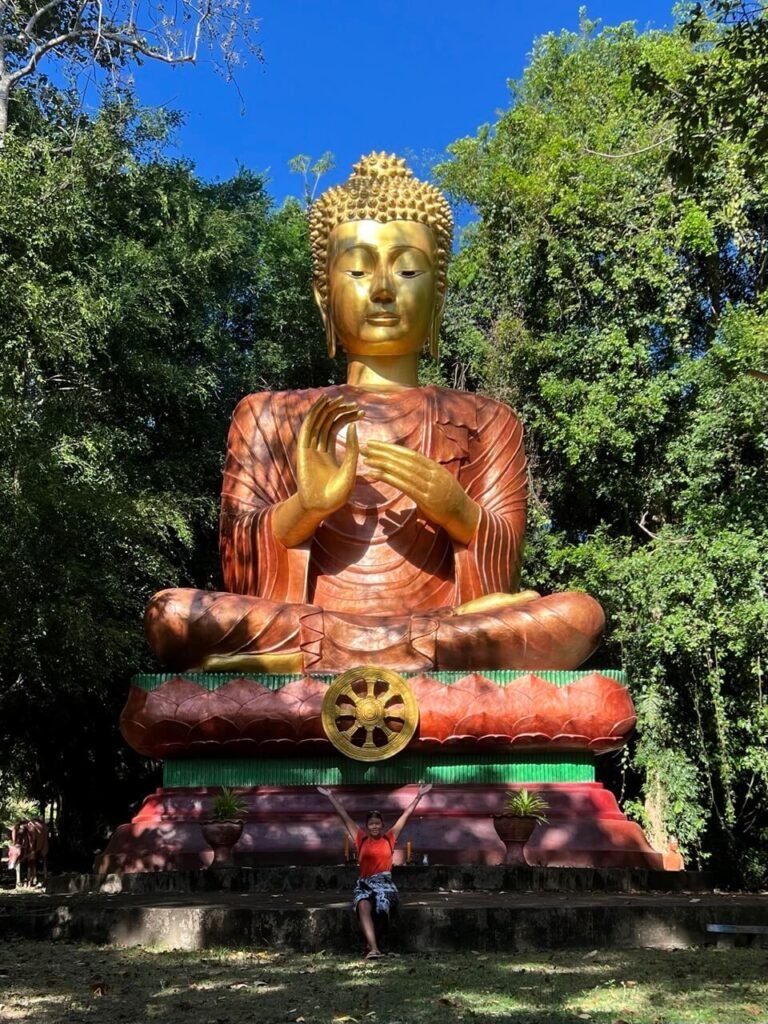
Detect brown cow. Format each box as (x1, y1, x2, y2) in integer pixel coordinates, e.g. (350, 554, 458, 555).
(7, 819, 48, 887)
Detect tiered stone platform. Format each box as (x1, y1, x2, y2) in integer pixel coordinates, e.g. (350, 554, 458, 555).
(101, 668, 661, 872)
(4, 867, 765, 952)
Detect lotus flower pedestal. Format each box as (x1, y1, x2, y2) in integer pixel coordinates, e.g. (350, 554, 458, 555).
(98, 669, 663, 872)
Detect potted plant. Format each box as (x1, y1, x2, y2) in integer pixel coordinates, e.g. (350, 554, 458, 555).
(493, 788, 549, 865)
(201, 788, 247, 866)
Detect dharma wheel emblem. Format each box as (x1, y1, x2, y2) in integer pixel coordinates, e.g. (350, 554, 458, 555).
(321, 667, 419, 762)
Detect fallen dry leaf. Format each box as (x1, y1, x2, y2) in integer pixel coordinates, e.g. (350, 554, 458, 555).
(89, 981, 107, 997)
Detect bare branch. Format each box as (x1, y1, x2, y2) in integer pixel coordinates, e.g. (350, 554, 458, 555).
(0, 0, 262, 145)
(23, 0, 69, 39)
(583, 136, 675, 160)
(8, 29, 84, 84)
(637, 511, 659, 540)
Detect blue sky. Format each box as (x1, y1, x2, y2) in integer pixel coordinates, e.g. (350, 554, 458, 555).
(129, 1, 677, 203)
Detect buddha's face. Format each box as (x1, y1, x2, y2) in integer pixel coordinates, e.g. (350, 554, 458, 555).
(323, 219, 438, 358)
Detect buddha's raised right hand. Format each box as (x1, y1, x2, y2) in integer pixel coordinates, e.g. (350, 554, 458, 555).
(273, 395, 362, 548)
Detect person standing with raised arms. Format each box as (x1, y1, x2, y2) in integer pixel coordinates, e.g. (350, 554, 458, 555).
(317, 783, 432, 959)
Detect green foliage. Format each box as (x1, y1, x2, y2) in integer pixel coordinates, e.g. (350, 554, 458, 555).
(0, 783, 40, 829)
(0, 90, 328, 863)
(210, 787, 247, 821)
(438, 11, 768, 879)
(288, 151, 336, 207)
(502, 788, 549, 822)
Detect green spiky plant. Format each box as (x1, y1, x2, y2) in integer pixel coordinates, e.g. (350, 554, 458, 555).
(502, 788, 549, 823)
(210, 788, 247, 821)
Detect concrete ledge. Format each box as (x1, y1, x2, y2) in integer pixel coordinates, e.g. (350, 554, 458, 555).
(45, 865, 715, 896)
(1, 890, 765, 953)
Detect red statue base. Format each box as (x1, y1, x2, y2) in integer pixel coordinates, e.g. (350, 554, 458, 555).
(97, 782, 662, 873)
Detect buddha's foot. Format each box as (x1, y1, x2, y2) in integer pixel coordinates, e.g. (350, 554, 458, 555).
(199, 652, 304, 674)
(454, 591, 541, 615)
(435, 591, 605, 671)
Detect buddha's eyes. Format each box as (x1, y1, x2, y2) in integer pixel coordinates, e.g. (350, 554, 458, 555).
(343, 268, 423, 279)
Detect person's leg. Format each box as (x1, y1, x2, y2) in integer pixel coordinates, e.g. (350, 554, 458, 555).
(356, 899, 382, 956)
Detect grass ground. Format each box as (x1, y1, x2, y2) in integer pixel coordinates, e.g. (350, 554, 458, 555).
(0, 940, 766, 1024)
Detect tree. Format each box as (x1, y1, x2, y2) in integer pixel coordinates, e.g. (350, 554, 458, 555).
(0, 0, 262, 145)
(0, 89, 329, 862)
(288, 151, 336, 208)
(438, 12, 768, 878)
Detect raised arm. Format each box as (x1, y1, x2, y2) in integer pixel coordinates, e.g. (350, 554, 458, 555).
(391, 783, 432, 841)
(317, 786, 359, 841)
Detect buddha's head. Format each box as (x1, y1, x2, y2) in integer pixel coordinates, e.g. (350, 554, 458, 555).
(310, 152, 453, 360)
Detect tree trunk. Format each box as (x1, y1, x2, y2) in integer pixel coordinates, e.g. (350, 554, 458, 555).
(0, 79, 9, 149)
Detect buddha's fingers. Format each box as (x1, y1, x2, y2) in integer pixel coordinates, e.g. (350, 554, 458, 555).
(310, 396, 349, 450)
(338, 423, 359, 478)
(367, 464, 427, 501)
(299, 394, 332, 448)
(364, 448, 428, 480)
(364, 440, 432, 470)
(318, 405, 362, 451)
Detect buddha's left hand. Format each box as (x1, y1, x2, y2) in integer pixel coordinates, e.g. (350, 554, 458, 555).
(363, 441, 480, 545)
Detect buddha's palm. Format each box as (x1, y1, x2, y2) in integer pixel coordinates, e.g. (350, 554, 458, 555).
(296, 395, 361, 515)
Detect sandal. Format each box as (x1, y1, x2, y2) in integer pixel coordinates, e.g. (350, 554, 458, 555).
(365, 951, 385, 960)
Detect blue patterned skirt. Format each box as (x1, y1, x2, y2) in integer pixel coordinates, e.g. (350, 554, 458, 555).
(352, 871, 399, 917)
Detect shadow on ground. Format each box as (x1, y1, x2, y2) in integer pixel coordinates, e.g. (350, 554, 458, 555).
(0, 940, 767, 1023)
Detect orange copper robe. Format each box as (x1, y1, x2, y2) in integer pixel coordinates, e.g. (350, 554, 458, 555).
(213, 384, 528, 671)
(147, 385, 603, 672)
(224, 385, 523, 574)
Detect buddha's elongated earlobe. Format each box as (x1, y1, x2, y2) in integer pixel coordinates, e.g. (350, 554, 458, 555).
(429, 304, 441, 361)
(325, 318, 337, 359)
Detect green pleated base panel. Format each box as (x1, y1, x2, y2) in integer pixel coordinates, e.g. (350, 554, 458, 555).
(135, 668, 625, 692)
(163, 752, 596, 788)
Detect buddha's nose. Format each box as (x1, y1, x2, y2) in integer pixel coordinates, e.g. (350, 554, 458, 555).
(370, 267, 395, 303)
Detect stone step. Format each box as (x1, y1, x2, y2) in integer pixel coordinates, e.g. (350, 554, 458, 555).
(1, 890, 765, 952)
(45, 865, 715, 896)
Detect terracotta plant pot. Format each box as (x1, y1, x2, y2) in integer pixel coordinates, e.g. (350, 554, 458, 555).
(492, 815, 539, 866)
(201, 819, 244, 866)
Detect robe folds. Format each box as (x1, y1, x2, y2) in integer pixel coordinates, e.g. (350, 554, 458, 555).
(146, 385, 604, 671)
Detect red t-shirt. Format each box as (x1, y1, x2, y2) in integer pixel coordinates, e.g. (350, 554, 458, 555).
(355, 828, 395, 878)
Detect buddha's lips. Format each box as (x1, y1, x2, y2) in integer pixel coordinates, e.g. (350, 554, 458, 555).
(367, 315, 399, 324)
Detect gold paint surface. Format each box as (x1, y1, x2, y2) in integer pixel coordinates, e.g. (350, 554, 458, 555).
(321, 666, 419, 762)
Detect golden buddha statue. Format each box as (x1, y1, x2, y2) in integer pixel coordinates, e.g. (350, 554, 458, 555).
(146, 153, 604, 675)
